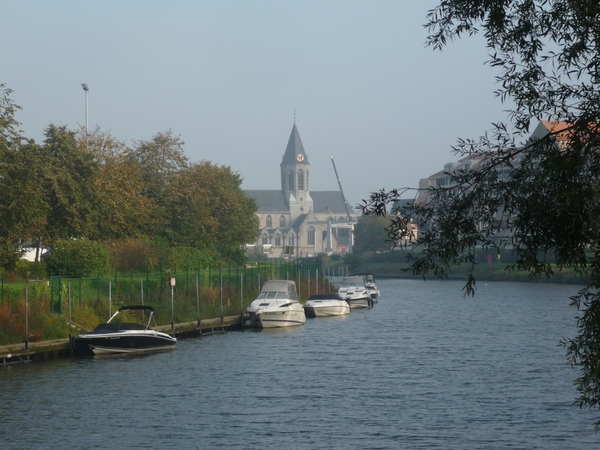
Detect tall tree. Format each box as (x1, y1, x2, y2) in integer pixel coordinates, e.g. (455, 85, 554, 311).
(79, 127, 157, 239)
(361, 0, 600, 428)
(166, 161, 258, 264)
(42, 124, 100, 243)
(353, 215, 393, 253)
(0, 85, 47, 269)
(132, 130, 188, 236)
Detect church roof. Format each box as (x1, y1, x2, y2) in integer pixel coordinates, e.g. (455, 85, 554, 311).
(311, 191, 355, 216)
(244, 190, 288, 212)
(245, 189, 356, 216)
(281, 124, 309, 165)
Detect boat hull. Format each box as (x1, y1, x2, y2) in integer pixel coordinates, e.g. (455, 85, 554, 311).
(344, 296, 372, 309)
(247, 307, 306, 328)
(76, 330, 177, 355)
(303, 299, 350, 317)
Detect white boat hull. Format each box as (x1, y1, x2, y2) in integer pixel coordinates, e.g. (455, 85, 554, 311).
(304, 301, 350, 317)
(345, 296, 372, 309)
(247, 307, 306, 328)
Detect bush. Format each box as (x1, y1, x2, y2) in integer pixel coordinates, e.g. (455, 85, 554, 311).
(108, 238, 159, 273)
(45, 239, 111, 277)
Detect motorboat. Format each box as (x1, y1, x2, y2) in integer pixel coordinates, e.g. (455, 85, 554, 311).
(75, 305, 177, 355)
(337, 276, 373, 309)
(303, 294, 350, 318)
(246, 280, 306, 328)
(356, 273, 380, 303)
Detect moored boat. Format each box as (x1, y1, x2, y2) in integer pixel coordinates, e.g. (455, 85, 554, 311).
(246, 280, 306, 328)
(75, 306, 176, 355)
(303, 294, 350, 317)
(337, 276, 373, 309)
(356, 273, 380, 302)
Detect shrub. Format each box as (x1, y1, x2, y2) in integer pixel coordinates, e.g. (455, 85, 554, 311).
(45, 239, 111, 277)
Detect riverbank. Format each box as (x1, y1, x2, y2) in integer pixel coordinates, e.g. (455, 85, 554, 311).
(354, 262, 588, 285)
(0, 315, 243, 366)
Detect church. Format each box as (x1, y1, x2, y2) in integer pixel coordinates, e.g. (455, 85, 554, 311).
(245, 124, 358, 258)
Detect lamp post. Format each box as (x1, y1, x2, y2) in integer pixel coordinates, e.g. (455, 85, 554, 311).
(81, 83, 89, 135)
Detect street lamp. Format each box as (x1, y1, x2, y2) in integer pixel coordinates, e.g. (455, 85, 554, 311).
(81, 83, 89, 135)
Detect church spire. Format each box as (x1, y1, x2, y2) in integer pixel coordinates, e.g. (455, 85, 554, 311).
(281, 123, 308, 165)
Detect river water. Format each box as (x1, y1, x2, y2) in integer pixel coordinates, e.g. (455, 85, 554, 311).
(1, 279, 597, 449)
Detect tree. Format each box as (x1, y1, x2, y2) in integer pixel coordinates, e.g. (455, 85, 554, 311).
(0, 85, 47, 269)
(132, 130, 188, 236)
(353, 215, 393, 253)
(165, 161, 258, 264)
(80, 127, 157, 239)
(361, 1, 600, 428)
(42, 124, 101, 243)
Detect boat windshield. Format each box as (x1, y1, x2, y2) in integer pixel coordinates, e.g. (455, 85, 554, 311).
(341, 283, 364, 289)
(257, 291, 290, 300)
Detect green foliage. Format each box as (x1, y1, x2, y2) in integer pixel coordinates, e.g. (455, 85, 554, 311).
(45, 239, 111, 277)
(108, 238, 159, 273)
(362, 0, 600, 428)
(353, 214, 393, 253)
(167, 246, 213, 271)
(14, 260, 47, 279)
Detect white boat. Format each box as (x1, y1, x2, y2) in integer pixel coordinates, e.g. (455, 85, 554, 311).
(246, 280, 306, 328)
(357, 273, 380, 303)
(75, 306, 177, 355)
(337, 276, 373, 309)
(303, 294, 350, 317)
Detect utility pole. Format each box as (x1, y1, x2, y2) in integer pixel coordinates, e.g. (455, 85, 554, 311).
(81, 83, 89, 136)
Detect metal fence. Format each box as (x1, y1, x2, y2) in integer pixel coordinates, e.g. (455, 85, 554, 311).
(0, 260, 330, 346)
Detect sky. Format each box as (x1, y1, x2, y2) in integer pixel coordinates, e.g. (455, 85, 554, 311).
(1, 0, 511, 209)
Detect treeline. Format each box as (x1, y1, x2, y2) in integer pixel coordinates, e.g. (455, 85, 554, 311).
(0, 84, 258, 276)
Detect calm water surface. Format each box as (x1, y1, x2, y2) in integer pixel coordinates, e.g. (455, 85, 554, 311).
(1, 279, 597, 449)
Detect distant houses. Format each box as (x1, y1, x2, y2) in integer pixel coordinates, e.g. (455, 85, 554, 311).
(414, 120, 572, 246)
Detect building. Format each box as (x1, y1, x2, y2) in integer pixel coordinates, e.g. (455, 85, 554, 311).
(245, 124, 357, 258)
(415, 120, 571, 246)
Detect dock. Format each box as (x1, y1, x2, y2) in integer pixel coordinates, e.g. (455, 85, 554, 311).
(0, 315, 244, 366)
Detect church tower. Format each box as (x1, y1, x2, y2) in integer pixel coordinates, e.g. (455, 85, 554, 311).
(280, 124, 313, 219)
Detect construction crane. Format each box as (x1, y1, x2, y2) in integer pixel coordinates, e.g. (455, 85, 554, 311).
(330, 156, 353, 222)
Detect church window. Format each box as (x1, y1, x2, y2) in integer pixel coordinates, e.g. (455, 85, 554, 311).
(288, 234, 294, 246)
(307, 170, 309, 191)
(288, 170, 294, 190)
(298, 169, 304, 190)
(280, 216, 286, 228)
(266, 215, 272, 228)
(262, 234, 268, 245)
(308, 227, 315, 246)
(275, 234, 281, 246)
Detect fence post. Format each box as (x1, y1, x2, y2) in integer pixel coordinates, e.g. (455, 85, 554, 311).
(196, 275, 201, 331)
(220, 274, 224, 326)
(25, 279, 29, 354)
(240, 273, 244, 328)
(68, 282, 72, 354)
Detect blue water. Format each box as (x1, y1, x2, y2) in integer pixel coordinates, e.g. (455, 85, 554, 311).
(1, 279, 597, 449)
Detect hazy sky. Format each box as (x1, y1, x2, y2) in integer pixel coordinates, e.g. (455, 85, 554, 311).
(1, 0, 510, 209)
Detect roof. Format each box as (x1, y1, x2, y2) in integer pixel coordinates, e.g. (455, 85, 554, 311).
(260, 280, 298, 299)
(244, 189, 357, 216)
(539, 120, 572, 142)
(245, 190, 288, 212)
(311, 191, 356, 216)
(281, 124, 308, 165)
